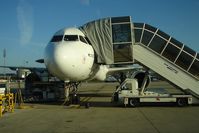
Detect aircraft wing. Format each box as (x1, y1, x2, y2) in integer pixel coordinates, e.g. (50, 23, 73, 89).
(107, 65, 142, 75)
(0, 66, 47, 73)
(105, 65, 144, 82)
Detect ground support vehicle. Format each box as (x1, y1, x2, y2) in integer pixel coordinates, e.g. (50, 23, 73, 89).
(112, 78, 192, 107)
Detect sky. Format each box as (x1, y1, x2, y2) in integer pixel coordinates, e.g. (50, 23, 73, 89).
(0, 0, 199, 73)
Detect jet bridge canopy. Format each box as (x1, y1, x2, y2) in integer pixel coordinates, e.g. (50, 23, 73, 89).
(133, 23, 199, 79)
(79, 16, 134, 64)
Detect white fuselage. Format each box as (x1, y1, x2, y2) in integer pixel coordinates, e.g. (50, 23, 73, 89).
(44, 27, 108, 82)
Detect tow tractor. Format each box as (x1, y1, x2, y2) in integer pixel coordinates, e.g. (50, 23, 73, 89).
(112, 78, 192, 107)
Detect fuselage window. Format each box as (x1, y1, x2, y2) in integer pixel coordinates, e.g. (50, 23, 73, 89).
(79, 36, 88, 44)
(50, 35, 63, 42)
(64, 35, 78, 41)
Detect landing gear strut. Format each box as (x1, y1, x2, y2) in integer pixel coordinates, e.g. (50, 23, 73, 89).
(63, 82, 80, 105)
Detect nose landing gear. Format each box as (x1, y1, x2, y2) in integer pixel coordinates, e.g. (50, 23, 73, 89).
(63, 82, 80, 105)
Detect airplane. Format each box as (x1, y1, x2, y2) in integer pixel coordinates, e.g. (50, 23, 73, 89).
(44, 27, 150, 97)
(45, 27, 110, 82)
(0, 27, 149, 101)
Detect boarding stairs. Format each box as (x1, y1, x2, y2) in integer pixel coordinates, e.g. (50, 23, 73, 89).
(132, 23, 199, 101)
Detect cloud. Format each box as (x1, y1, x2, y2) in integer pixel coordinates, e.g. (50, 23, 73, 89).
(80, 0, 90, 6)
(17, 0, 34, 45)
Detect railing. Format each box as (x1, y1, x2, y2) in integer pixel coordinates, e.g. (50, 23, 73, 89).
(133, 23, 199, 79)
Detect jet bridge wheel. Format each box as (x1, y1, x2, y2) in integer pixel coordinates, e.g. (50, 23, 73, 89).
(129, 98, 140, 107)
(176, 98, 188, 107)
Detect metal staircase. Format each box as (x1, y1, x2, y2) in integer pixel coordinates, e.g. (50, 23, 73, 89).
(132, 23, 199, 101)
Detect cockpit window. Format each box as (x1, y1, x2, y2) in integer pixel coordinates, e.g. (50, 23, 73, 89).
(79, 36, 88, 44)
(85, 37, 91, 45)
(51, 35, 63, 42)
(64, 35, 78, 41)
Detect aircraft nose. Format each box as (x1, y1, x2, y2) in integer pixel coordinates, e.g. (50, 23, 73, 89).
(44, 42, 73, 80)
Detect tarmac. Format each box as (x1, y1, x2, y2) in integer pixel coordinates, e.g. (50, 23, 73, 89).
(0, 81, 199, 133)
